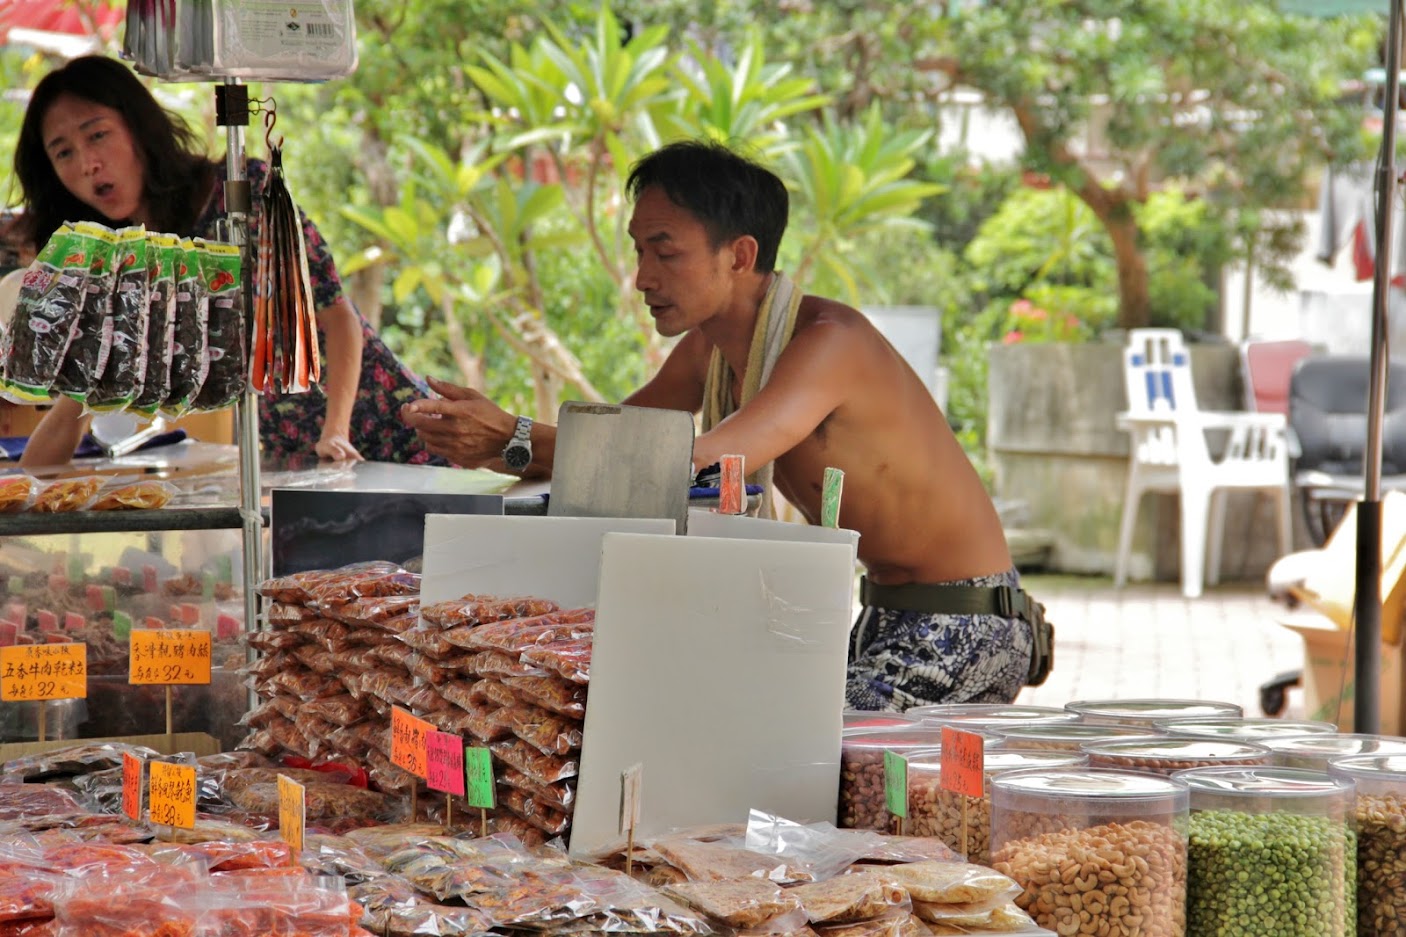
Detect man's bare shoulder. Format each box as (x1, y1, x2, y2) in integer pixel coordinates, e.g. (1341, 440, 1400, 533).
(792, 294, 890, 359)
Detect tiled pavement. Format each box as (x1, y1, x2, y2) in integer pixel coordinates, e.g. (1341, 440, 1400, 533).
(1011, 576, 1311, 721)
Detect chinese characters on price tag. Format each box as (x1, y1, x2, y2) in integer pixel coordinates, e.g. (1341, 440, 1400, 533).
(884, 750, 908, 819)
(941, 727, 985, 798)
(426, 731, 466, 797)
(391, 706, 433, 778)
(278, 774, 306, 853)
(0, 643, 87, 701)
(121, 752, 142, 823)
(129, 629, 211, 685)
(465, 747, 495, 810)
(148, 761, 196, 830)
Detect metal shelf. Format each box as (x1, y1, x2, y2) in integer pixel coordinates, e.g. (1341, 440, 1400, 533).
(0, 506, 268, 537)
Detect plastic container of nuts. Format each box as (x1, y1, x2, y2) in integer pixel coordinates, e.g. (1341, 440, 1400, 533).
(838, 726, 951, 831)
(1081, 736, 1271, 776)
(1152, 716, 1337, 741)
(1065, 697, 1242, 728)
(1174, 765, 1356, 937)
(990, 769, 1189, 937)
(842, 710, 918, 731)
(1328, 753, 1406, 936)
(996, 722, 1156, 753)
(1264, 732, 1406, 771)
(905, 702, 1080, 732)
(906, 748, 1087, 864)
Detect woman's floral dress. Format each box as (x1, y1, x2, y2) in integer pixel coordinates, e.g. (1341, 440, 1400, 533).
(196, 158, 446, 465)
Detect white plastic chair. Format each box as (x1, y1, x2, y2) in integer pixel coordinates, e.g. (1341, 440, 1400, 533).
(1113, 329, 1293, 598)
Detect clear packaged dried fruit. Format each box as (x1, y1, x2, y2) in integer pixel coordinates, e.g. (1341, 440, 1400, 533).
(1176, 765, 1355, 937)
(990, 768, 1190, 937)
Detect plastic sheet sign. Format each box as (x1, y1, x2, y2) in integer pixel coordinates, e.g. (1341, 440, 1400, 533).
(941, 727, 985, 798)
(426, 731, 466, 797)
(719, 454, 745, 515)
(619, 763, 643, 835)
(0, 643, 87, 701)
(121, 752, 142, 823)
(129, 629, 211, 685)
(884, 750, 908, 819)
(278, 774, 305, 854)
(148, 761, 196, 830)
(391, 706, 433, 778)
(465, 747, 495, 810)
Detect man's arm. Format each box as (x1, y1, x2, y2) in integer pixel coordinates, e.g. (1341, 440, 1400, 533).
(18, 396, 91, 468)
(400, 377, 556, 475)
(689, 314, 859, 472)
(622, 329, 708, 413)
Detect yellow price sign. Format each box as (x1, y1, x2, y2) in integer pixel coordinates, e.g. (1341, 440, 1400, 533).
(129, 629, 211, 685)
(277, 774, 306, 853)
(148, 761, 196, 830)
(0, 643, 87, 701)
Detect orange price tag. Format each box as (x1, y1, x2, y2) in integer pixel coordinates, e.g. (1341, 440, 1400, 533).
(940, 727, 985, 798)
(391, 706, 433, 778)
(0, 643, 87, 701)
(129, 629, 211, 685)
(718, 454, 745, 515)
(278, 774, 306, 853)
(121, 752, 142, 823)
(148, 761, 196, 830)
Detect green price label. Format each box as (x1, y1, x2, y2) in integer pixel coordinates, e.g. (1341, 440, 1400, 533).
(465, 746, 495, 810)
(102, 586, 116, 612)
(201, 571, 216, 600)
(112, 610, 133, 639)
(215, 555, 233, 584)
(821, 467, 845, 528)
(66, 554, 85, 582)
(884, 749, 908, 819)
(7, 576, 22, 596)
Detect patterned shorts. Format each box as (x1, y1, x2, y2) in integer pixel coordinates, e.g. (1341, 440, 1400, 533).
(845, 567, 1034, 713)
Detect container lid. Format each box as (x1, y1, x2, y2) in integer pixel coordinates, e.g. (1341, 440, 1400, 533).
(1174, 765, 1355, 799)
(907, 748, 1087, 774)
(1081, 736, 1270, 762)
(991, 767, 1189, 802)
(905, 703, 1079, 729)
(1152, 717, 1338, 740)
(1327, 753, 1406, 781)
(1261, 733, 1406, 759)
(1065, 698, 1243, 722)
(843, 710, 918, 731)
(997, 724, 1156, 743)
(841, 726, 955, 751)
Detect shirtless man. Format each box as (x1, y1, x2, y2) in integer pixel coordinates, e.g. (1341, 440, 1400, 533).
(401, 140, 1050, 711)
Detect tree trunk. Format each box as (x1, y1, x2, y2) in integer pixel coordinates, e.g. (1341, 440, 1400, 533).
(441, 294, 484, 391)
(1105, 214, 1152, 330)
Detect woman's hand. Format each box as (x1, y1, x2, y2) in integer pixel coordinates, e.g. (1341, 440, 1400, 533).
(315, 432, 363, 462)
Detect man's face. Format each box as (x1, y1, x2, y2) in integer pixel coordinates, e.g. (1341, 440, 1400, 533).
(628, 185, 736, 337)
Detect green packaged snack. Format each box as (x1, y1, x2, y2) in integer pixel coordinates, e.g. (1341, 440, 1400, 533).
(161, 237, 209, 417)
(52, 221, 119, 403)
(0, 224, 86, 402)
(191, 239, 245, 410)
(88, 225, 150, 412)
(130, 233, 180, 417)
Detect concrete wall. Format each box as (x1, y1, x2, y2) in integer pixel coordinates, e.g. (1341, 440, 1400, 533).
(987, 340, 1300, 583)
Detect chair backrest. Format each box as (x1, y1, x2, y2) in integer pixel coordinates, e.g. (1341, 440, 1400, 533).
(1123, 328, 1199, 415)
(1242, 339, 1314, 415)
(1289, 354, 1406, 475)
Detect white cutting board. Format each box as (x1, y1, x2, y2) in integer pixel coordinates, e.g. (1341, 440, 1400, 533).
(419, 514, 675, 608)
(687, 508, 861, 559)
(569, 531, 854, 853)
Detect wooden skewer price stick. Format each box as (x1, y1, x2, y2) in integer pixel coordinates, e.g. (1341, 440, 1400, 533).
(821, 467, 845, 528)
(941, 727, 985, 860)
(883, 749, 908, 836)
(0, 643, 87, 742)
(129, 629, 212, 740)
(426, 730, 467, 830)
(464, 746, 496, 837)
(718, 454, 745, 515)
(620, 763, 643, 877)
(391, 707, 433, 820)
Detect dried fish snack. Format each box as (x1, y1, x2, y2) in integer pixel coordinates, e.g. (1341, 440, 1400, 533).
(664, 878, 803, 929)
(487, 702, 583, 756)
(502, 675, 588, 719)
(31, 476, 103, 513)
(90, 480, 174, 511)
(457, 609, 596, 653)
(419, 594, 561, 630)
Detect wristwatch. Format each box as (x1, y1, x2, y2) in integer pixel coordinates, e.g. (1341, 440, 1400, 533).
(502, 415, 533, 472)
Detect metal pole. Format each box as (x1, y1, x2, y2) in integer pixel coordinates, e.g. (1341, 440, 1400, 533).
(1356, 0, 1403, 735)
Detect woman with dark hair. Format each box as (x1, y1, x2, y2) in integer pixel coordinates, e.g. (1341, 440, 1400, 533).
(11, 55, 445, 468)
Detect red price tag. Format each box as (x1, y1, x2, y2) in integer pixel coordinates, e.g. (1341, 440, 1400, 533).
(425, 730, 466, 797)
(718, 454, 745, 515)
(391, 707, 433, 779)
(121, 752, 142, 822)
(940, 727, 985, 798)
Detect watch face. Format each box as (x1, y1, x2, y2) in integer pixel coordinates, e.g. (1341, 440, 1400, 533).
(503, 443, 531, 472)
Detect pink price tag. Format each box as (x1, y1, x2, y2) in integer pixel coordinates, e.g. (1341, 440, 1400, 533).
(0, 622, 16, 646)
(85, 585, 105, 612)
(36, 611, 58, 634)
(143, 566, 158, 593)
(111, 566, 132, 587)
(425, 731, 466, 797)
(718, 454, 745, 515)
(216, 614, 240, 641)
(63, 612, 85, 632)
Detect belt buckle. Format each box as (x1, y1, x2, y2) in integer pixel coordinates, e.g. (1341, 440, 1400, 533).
(995, 586, 1016, 618)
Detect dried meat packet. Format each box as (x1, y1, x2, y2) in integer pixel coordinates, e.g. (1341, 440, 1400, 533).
(0, 475, 39, 513)
(499, 766, 575, 810)
(497, 786, 572, 836)
(51, 222, 119, 403)
(191, 239, 245, 411)
(0, 224, 85, 402)
(87, 225, 149, 412)
(90, 479, 175, 510)
(129, 233, 179, 418)
(489, 702, 583, 756)
(420, 594, 560, 630)
(30, 475, 103, 513)
(520, 638, 592, 684)
(161, 238, 209, 416)
(490, 739, 578, 785)
(502, 674, 588, 719)
(461, 609, 596, 653)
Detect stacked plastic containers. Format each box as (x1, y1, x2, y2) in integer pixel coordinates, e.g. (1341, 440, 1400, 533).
(1176, 766, 1355, 937)
(837, 725, 950, 831)
(907, 703, 1081, 732)
(1081, 736, 1271, 777)
(1065, 697, 1242, 728)
(905, 748, 1087, 863)
(1328, 754, 1406, 935)
(997, 722, 1155, 753)
(1265, 733, 1406, 771)
(990, 769, 1189, 937)
(1153, 716, 1338, 741)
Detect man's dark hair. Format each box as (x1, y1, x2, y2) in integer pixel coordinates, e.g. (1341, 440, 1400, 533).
(14, 55, 215, 245)
(626, 140, 788, 272)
